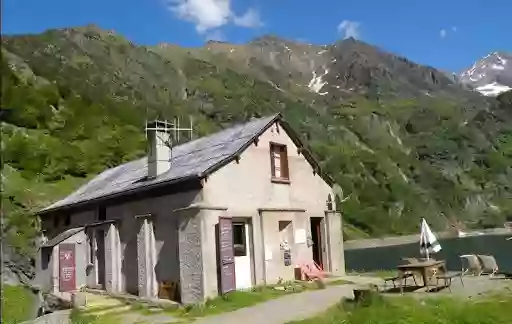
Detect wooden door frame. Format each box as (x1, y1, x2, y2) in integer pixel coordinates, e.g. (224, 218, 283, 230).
(232, 217, 255, 289)
(310, 217, 325, 269)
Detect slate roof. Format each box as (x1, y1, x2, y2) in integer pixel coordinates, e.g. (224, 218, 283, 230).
(41, 114, 281, 213)
(41, 227, 84, 247)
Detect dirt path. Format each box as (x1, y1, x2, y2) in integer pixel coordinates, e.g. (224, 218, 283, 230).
(191, 284, 358, 324)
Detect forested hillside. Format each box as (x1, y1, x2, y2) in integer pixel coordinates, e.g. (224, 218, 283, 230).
(2, 26, 512, 253)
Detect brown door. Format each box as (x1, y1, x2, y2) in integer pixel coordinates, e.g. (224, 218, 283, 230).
(59, 244, 76, 292)
(218, 217, 236, 294)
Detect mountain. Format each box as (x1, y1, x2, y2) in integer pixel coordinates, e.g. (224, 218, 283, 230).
(2, 25, 512, 251)
(460, 52, 512, 96)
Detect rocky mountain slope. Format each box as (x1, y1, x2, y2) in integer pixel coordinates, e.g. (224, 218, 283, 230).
(2, 25, 512, 249)
(460, 52, 512, 96)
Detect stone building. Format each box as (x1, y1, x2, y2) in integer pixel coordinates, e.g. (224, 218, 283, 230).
(35, 114, 345, 304)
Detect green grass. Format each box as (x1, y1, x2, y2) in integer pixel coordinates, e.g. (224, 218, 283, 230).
(289, 293, 512, 324)
(72, 280, 348, 323)
(348, 270, 397, 278)
(1, 285, 35, 324)
(69, 309, 121, 324)
(174, 283, 313, 318)
(136, 281, 328, 318)
(325, 279, 352, 286)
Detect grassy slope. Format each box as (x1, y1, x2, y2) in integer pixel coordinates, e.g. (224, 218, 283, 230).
(1, 285, 35, 324)
(291, 293, 512, 324)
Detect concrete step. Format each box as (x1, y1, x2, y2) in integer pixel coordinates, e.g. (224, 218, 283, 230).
(87, 304, 132, 316)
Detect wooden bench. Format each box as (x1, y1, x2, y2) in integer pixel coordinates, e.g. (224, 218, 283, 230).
(435, 272, 464, 292)
(383, 272, 417, 289)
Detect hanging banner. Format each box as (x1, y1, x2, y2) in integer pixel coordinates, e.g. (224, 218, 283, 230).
(59, 244, 76, 292)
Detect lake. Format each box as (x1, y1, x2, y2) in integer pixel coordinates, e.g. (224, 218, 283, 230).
(345, 234, 512, 273)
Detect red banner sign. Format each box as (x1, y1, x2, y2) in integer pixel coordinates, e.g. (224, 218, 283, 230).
(59, 244, 76, 292)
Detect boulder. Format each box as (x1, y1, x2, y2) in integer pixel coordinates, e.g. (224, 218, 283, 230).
(42, 293, 71, 314)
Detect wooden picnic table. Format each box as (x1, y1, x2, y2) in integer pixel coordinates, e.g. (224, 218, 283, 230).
(397, 259, 445, 294)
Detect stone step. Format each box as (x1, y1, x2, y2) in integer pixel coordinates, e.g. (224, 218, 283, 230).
(87, 304, 132, 316)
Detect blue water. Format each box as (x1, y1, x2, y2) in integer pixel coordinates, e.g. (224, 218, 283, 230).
(345, 234, 512, 273)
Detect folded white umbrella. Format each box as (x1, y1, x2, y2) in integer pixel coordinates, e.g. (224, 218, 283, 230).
(419, 218, 442, 260)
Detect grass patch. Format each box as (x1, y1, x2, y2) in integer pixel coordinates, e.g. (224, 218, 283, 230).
(289, 293, 512, 324)
(166, 282, 323, 318)
(176, 286, 293, 317)
(325, 279, 351, 286)
(1, 285, 35, 324)
(70, 309, 121, 324)
(348, 270, 397, 278)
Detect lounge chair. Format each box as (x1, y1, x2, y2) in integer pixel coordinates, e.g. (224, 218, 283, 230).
(297, 261, 326, 281)
(476, 255, 499, 276)
(460, 254, 483, 276)
(434, 267, 464, 292)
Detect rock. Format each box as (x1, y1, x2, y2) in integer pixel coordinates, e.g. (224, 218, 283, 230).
(146, 298, 180, 310)
(2, 244, 36, 287)
(71, 293, 86, 309)
(2, 263, 21, 285)
(42, 293, 71, 314)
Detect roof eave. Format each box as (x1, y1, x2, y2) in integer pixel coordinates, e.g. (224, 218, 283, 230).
(37, 173, 202, 216)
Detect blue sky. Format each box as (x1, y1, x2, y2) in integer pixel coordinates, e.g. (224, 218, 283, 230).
(2, 0, 511, 72)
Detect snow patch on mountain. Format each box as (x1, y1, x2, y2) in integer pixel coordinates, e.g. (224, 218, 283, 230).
(476, 82, 512, 97)
(460, 52, 512, 96)
(308, 67, 329, 95)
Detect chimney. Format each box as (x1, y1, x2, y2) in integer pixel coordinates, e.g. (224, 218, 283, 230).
(146, 120, 172, 179)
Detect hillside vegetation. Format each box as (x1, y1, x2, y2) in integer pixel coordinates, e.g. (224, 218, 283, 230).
(2, 26, 512, 252)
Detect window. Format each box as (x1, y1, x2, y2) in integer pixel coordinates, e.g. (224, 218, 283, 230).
(98, 206, 106, 221)
(64, 215, 71, 226)
(326, 194, 333, 211)
(232, 223, 247, 257)
(269, 143, 289, 182)
(89, 234, 95, 264)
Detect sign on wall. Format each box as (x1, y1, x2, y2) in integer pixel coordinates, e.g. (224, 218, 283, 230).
(218, 217, 236, 294)
(59, 244, 76, 292)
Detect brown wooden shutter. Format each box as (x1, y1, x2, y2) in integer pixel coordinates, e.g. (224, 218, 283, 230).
(269, 144, 276, 177)
(281, 145, 289, 179)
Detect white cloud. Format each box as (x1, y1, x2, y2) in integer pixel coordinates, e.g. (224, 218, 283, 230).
(440, 26, 457, 39)
(337, 20, 361, 39)
(233, 8, 263, 28)
(168, 0, 231, 33)
(167, 0, 262, 35)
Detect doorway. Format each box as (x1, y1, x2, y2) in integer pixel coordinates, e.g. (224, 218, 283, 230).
(96, 229, 106, 289)
(232, 220, 253, 290)
(310, 217, 324, 269)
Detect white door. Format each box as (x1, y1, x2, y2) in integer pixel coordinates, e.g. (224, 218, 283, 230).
(233, 222, 252, 290)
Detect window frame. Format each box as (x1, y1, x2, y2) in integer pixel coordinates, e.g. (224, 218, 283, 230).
(98, 206, 106, 221)
(269, 142, 290, 184)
